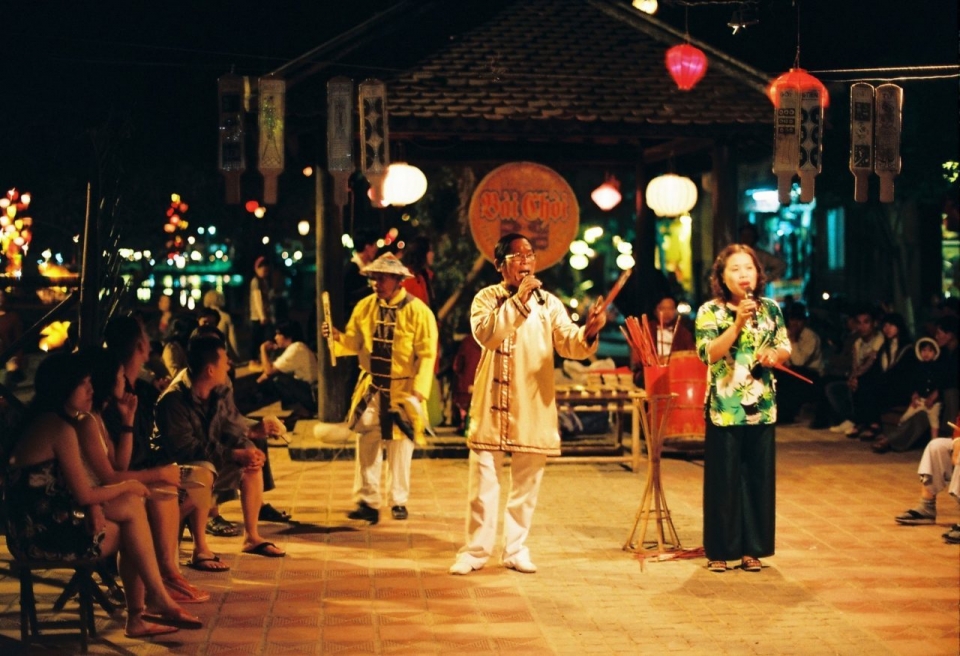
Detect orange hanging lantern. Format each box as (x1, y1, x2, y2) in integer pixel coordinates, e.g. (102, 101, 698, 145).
(767, 68, 830, 108)
(665, 44, 707, 91)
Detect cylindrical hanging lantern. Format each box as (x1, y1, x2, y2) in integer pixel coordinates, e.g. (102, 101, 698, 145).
(217, 73, 246, 204)
(258, 76, 286, 205)
(665, 44, 707, 91)
(358, 79, 390, 206)
(382, 162, 428, 206)
(645, 174, 698, 217)
(767, 68, 830, 108)
(327, 76, 354, 210)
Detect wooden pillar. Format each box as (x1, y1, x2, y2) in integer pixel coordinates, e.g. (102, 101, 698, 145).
(630, 155, 668, 316)
(711, 140, 738, 257)
(315, 169, 348, 421)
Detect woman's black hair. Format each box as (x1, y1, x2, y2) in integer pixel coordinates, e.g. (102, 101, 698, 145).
(29, 351, 93, 417)
(880, 312, 912, 343)
(709, 244, 767, 301)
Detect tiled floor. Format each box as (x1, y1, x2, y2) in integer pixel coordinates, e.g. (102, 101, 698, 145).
(0, 424, 957, 655)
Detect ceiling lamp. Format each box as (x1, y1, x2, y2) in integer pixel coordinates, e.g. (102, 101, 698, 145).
(665, 43, 707, 91)
(590, 175, 622, 211)
(767, 68, 830, 108)
(645, 174, 698, 217)
(632, 0, 658, 15)
(381, 162, 428, 207)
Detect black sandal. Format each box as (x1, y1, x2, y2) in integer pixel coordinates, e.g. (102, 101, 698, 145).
(205, 515, 242, 537)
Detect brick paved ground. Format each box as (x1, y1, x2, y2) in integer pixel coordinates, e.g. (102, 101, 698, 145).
(1, 424, 957, 655)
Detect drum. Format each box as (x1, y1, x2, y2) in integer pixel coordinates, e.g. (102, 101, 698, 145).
(643, 352, 707, 452)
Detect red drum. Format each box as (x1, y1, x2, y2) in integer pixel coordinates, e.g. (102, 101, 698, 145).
(643, 352, 707, 447)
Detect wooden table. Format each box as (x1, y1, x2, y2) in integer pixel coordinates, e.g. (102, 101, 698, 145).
(550, 384, 647, 473)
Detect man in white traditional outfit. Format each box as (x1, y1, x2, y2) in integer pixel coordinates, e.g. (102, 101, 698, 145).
(449, 233, 607, 575)
(322, 252, 438, 524)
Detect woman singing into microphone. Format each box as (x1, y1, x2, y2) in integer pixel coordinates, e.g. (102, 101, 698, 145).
(694, 244, 790, 573)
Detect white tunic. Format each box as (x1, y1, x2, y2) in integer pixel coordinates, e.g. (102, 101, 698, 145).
(466, 284, 598, 456)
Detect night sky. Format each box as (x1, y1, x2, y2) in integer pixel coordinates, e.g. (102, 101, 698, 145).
(3, 0, 957, 251)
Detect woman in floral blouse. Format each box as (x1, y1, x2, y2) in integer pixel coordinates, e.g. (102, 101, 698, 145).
(695, 244, 791, 573)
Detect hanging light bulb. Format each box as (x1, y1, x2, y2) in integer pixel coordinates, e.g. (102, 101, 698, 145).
(590, 175, 622, 211)
(632, 0, 658, 15)
(665, 44, 708, 91)
(645, 174, 698, 217)
(381, 162, 428, 206)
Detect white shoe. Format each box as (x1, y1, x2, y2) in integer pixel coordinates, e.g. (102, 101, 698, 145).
(448, 561, 476, 575)
(829, 420, 855, 433)
(503, 558, 537, 574)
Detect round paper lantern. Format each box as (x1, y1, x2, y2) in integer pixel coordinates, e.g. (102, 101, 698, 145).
(590, 176, 622, 211)
(767, 68, 830, 108)
(645, 174, 698, 217)
(665, 44, 707, 91)
(381, 162, 428, 207)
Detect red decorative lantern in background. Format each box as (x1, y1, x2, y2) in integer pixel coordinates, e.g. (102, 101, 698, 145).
(665, 44, 707, 91)
(767, 68, 830, 108)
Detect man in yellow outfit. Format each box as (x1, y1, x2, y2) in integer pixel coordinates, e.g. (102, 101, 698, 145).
(322, 252, 438, 524)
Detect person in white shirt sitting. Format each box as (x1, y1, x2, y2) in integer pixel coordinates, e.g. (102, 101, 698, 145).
(257, 321, 318, 419)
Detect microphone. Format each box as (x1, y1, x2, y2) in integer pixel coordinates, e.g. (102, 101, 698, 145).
(521, 272, 546, 305)
(745, 290, 759, 328)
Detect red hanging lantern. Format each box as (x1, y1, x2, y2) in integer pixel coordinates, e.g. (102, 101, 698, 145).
(767, 68, 830, 108)
(665, 44, 708, 91)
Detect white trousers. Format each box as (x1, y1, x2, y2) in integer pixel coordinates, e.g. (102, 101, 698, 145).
(454, 449, 547, 568)
(918, 437, 960, 499)
(353, 430, 414, 508)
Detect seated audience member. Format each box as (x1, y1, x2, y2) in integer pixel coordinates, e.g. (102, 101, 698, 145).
(202, 289, 240, 360)
(102, 316, 170, 472)
(824, 307, 883, 437)
(257, 320, 318, 417)
(6, 352, 201, 638)
(872, 338, 944, 453)
(893, 427, 960, 544)
(776, 303, 823, 424)
(194, 323, 291, 530)
(649, 294, 695, 359)
(875, 312, 914, 409)
(934, 316, 959, 432)
(162, 315, 198, 379)
(80, 348, 211, 602)
(154, 333, 286, 560)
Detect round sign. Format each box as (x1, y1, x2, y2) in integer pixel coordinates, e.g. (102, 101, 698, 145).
(468, 162, 580, 272)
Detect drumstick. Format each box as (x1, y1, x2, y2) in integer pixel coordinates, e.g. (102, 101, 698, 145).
(596, 269, 632, 314)
(773, 363, 813, 384)
(321, 291, 337, 367)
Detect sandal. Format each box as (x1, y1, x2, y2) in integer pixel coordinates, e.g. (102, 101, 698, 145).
(205, 515, 242, 537)
(189, 553, 231, 572)
(858, 425, 881, 442)
(258, 503, 293, 523)
(163, 577, 210, 603)
(706, 560, 727, 572)
(871, 438, 891, 454)
(741, 556, 762, 572)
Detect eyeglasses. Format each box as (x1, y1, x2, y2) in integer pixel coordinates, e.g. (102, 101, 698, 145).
(504, 252, 536, 264)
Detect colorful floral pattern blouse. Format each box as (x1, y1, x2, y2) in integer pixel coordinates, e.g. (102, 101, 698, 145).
(695, 297, 790, 426)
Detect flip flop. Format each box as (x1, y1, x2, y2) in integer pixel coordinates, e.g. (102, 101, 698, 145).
(242, 541, 286, 558)
(163, 577, 210, 603)
(141, 607, 203, 630)
(188, 554, 231, 572)
(124, 622, 180, 638)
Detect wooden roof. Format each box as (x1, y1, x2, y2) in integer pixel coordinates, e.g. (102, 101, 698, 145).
(281, 0, 774, 162)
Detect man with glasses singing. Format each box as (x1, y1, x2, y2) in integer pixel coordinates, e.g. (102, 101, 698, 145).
(449, 233, 607, 575)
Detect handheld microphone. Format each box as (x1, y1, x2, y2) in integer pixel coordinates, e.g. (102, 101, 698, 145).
(745, 290, 759, 328)
(521, 273, 546, 305)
